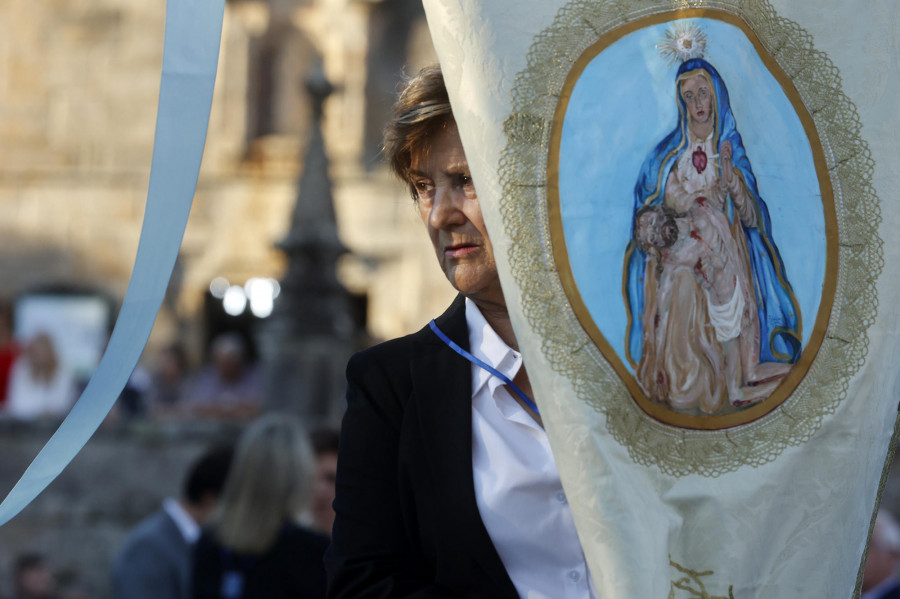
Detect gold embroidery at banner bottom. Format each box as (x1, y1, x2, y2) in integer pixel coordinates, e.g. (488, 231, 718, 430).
(498, 0, 882, 476)
(669, 558, 734, 599)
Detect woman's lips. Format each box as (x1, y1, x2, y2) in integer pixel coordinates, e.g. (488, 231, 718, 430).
(444, 243, 480, 258)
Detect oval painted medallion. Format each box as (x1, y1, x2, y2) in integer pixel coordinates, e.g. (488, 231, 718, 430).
(548, 12, 837, 430)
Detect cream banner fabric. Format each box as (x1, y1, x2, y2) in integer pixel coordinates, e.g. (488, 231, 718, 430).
(422, 0, 899, 596)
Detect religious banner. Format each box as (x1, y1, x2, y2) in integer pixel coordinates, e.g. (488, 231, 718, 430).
(423, 0, 898, 596)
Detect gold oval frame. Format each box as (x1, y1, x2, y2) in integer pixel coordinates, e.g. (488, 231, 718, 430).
(499, 0, 882, 476)
(547, 11, 837, 430)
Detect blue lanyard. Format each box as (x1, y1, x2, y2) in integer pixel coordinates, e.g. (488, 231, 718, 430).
(219, 548, 256, 599)
(429, 320, 540, 415)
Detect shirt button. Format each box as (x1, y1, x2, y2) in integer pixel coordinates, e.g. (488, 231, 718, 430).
(568, 570, 581, 582)
(556, 491, 567, 504)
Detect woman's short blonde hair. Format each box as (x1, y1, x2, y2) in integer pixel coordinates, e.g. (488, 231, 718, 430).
(207, 413, 315, 554)
(383, 65, 454, 199)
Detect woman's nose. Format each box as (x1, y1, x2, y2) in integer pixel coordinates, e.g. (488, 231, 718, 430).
(429, 186, 466, 228)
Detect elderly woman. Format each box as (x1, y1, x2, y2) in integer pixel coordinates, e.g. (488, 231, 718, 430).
(326, 66, 594, 598)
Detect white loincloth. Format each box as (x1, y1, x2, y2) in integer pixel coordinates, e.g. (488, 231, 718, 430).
(707, 277, 744, 342)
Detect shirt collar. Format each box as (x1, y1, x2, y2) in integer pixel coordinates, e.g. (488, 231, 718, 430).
(163, 497, 201, 544)
(464, 298, 522, 400)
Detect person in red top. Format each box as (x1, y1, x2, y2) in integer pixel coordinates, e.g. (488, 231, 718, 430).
(0, 302, 20, 406)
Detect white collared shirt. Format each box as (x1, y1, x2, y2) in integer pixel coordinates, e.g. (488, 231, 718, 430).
(466, 299, 596, 599)
(163, 497, 201, 544)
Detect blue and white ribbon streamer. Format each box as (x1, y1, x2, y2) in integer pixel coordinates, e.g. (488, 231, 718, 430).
(0, 0, 225, 525)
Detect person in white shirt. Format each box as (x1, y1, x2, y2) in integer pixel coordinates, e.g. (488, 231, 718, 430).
(326, 65, 595, 599)
(5, 332, 76, 420)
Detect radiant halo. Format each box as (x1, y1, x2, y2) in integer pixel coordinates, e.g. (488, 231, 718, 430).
(656, 21, 708, 66)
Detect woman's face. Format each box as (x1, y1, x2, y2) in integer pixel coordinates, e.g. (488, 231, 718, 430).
(410, 123, 503, 306)
(28, 334, 55, 368)
(680, 73, 713, 126)
(311, 451, 337, 536)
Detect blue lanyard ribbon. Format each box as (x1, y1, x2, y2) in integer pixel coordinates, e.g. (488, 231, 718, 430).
(429, 320, 540, 415)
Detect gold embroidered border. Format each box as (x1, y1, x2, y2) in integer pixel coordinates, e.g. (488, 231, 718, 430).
(498, 0, 883, 476)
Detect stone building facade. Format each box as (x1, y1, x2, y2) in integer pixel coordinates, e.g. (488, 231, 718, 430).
(0, 0, 455, 360)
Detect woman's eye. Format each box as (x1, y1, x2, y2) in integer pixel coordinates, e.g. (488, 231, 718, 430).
(457, 174, 473, 187)
(413, 180, 434, 197)
(456, 174, 476, 198)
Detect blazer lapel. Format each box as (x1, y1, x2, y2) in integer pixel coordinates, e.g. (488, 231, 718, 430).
(410, 296, 518, 598)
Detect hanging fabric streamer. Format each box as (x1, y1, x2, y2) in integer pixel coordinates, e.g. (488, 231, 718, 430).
(0, 0, 225, 526)
(423, 0, 899, 596)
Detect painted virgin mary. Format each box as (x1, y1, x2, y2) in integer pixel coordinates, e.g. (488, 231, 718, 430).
(623, 56, 801, 414)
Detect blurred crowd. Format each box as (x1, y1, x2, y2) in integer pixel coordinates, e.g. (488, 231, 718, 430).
(121, 332, 264, 422)
(0, 316, 266, 424)
(115, 414, 338, 599)
(2, 553, 93, 599)
(0, 295, 343, 598)
(0, 414, 339, 599)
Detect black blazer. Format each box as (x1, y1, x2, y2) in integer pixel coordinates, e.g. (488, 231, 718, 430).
(325, 296, 519, 599)
(192, 522, 329, 599)
(873, 579, 900, 599)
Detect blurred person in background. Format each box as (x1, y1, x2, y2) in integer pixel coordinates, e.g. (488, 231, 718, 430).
(116, 365, 152, 419)
(0, 302, 20, 408)
(58, 583, 93, 599)
(185, 334, 261, 421)
(52, 569, 94, 599)
(111, 444, 235, 599)
(864, 508, 900, 599)
(5, 332, 75, 420)
(144, 341, 193, 418)
(11, 553, 58, 599)
(306, 427, 339, 538)
(191, 413, 329, 599)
